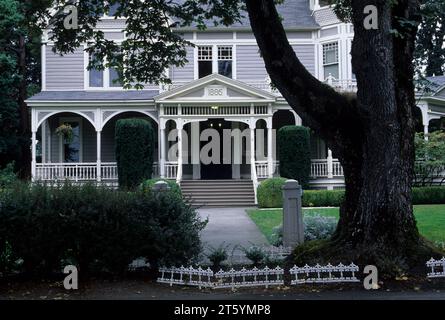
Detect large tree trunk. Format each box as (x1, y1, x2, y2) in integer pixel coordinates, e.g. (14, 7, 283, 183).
(246, 0, 434, 270)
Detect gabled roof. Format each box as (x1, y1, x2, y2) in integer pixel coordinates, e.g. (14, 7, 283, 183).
(154, 73, 277, 104)
(172, 0, 319, 30)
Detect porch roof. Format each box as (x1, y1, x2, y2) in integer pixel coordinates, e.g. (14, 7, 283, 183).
(26, 90, 159, 103)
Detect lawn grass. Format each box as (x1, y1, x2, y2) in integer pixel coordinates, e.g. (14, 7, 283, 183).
(247, 205, 445, 244)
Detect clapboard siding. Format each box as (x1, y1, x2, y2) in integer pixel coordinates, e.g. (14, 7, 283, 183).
(237, 44, 316, 80)
(292, 44, 315, 75)
(236, 45, 268, 81)
(46, 46, 84, 90)
(435, 89, 445, 99)
(169, 46, 195, 83)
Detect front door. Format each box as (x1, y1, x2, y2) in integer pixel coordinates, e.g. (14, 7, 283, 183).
(200, 119, 232, 179)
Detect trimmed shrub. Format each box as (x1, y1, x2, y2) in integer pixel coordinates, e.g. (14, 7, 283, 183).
(412, 186, 445, 204)
(257, 177, 287, 208)
(0, 182, 205, 276)
(277, 126, 311, 188)
(115, 118, 154, 190)
(140, 178, 182, 198)
(302, 189, 345, 207)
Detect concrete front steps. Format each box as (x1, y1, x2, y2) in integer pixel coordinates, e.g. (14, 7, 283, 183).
(180, 180, 256, 207)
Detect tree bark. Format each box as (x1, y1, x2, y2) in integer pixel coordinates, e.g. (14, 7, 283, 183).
(246, 0, 431, 267)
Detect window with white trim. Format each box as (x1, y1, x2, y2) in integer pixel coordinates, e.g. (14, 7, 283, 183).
(197, 45, 234, 79)
(322, 42, 339, 79)
(88, 52, 123, 88)
(218, 46, 233, 78)
(198, 46, 213, 78)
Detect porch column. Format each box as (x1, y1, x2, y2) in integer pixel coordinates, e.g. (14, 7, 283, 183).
(267, 119, 273, 178)
(418, 102, 430, 141)
(96, 130, 102, 182)
(176, 120, 183, 184)
(160, 123, 166, 178)
(250, 123, 256, 181)
(31, 130, 37, 182)
(191, 122, 201, 180)
(327, 149, 334, 179)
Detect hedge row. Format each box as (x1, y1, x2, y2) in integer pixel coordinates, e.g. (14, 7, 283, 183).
(257, 178, 445, 208)
(0, 183, 205, 276)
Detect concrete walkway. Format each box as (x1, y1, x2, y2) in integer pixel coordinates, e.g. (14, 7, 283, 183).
(197, 207, 269, 264)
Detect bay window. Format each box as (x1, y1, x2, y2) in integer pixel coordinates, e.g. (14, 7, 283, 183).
(322, 42, 339, 80)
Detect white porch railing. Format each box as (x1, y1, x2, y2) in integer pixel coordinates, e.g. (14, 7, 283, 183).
(310, 159, 343, 178)
(255, 161, 280, 179)
(164, 161, 178, 179)
(35, 162, 164, 183)
(35, 163, 98, 182)
(325, 75, 357, 92)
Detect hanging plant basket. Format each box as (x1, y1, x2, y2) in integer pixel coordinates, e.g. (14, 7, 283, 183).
(55, 123, 74, 144)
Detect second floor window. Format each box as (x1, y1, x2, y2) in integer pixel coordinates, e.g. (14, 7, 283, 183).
(88, 52, 123, 88)
(323, 42, 339, 79)
(89, 53, 104, 87)
(198, 45, 234, 79)
(218, 46, 232, 78)
(198, 46, 213, 78)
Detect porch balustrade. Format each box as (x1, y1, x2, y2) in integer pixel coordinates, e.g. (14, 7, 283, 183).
(310, 159, 344, 178)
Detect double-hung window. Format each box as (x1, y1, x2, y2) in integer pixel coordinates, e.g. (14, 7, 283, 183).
(322, 42, 339, 80)
(88, 51, 123, 88)
(218, 46, 232, 78)
(197, 45, 234, 79)
(198, 46, 213, 78)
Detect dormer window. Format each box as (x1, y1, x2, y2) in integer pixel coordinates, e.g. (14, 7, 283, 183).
(197, 45, 234, 79)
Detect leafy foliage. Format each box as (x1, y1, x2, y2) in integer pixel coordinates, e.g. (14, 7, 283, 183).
(415, 0, 445, 76)
(115, 119, 155, 190)
(140, 178, 182, 198)
(271, 214, 337, 246)
(0, 182, 205, 276)
(414, 131, 445, 186)
(49, 0, 245, 88)
(0, 162, 18, 189)
(242, 245, 267, 266)
(277, 126, 311, 188)
(257, 177, 287, 208)
(206, 243, 229, 269)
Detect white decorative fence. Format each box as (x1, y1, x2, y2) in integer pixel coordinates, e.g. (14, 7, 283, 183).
(158, 266, 214, 289)
(157, 266, 284, 289)
(426, 257, 445, 278)
(289, 263, 360, 285)
(214, 266, 284, 289)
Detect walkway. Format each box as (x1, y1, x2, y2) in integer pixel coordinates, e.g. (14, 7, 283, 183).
(197, 207, 269, 264)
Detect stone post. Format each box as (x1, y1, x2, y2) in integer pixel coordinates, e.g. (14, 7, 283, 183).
(282, 179, 304, 247)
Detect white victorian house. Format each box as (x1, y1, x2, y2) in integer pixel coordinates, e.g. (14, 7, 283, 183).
(26, 0, 445, 206)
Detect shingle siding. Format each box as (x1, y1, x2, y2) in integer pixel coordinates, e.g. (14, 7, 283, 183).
(46, 46, 84, 90)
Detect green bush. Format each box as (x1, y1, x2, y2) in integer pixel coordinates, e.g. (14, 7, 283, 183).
(412, 186, 445, 204)
(140, 178, 182, 198)
(277, 126, 311, 188)
(302, 189, 345, 207)
(0, 162, 18, 189)
(257, 177, 287, 208)
(115, 118, 154, 190)
(0, 182, 205, 276)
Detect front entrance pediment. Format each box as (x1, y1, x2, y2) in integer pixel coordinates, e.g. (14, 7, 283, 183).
(154, 73, 276, 103)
